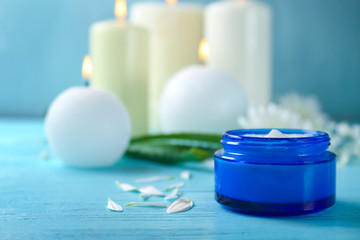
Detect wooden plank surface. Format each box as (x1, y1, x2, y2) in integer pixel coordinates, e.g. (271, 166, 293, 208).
(0, 119, 359, 240)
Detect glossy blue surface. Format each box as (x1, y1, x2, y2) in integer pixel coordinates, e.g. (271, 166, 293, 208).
(215, 159, 336, 203)
(215, 129, 336, 215)
(1, 119, 360, 239)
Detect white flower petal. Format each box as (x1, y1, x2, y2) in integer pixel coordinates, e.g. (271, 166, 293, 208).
(125, 202, 168, 207)
(165, 187, 181, 200)
(351, 125, 360, 141)
(167, 198, 194, 214)
(329, 122, 360, 167)
(138, 185, 165, 196)
(278, 93, 327, 130)
(164, 182, 184, 191)
(115, 181, 138, 192)
(107, 198, 123, 212)
(180, 171, 191, 180)
(336, 122, 351, 136)
(136, 175, 175, 183)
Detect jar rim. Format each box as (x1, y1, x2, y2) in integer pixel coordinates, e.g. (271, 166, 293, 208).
(217, 129, 334, 165)
(222, 129, 330, 146)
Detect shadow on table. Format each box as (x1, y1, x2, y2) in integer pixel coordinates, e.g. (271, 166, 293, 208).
(220, 199, 360, 229)
(269, 200, 360, 229)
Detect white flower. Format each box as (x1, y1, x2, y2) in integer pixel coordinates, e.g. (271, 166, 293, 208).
(238, 103, 313, 129)
(278, 93, 328, 130)
(327, 122, 360, 166)
(335, 122, 352, 136)
(237, 93, 360, 167)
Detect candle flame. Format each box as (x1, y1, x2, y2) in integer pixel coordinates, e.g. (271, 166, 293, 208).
(115, 0, 127, 20)
(236, 0, 246, 6)
(198, 39, 210, 62)
(166, 0, 178, 6)
(82, 55, 93, 79)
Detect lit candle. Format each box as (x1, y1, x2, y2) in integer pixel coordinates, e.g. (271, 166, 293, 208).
(82, 55, 93, 86)
(131, 0, 204, 133)
(205, 0, 272, 105)
(90, 0, 149, 137)
(45, 56, 131, 168)
(159, 40, 247, 134)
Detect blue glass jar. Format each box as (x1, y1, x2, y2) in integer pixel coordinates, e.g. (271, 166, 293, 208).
(215, 129, 336, 216)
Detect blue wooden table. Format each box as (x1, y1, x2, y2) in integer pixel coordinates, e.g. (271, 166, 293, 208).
(1, 119, 360, 240)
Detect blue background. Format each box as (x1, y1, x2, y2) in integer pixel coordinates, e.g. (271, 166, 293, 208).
(0, 0, 359, 120)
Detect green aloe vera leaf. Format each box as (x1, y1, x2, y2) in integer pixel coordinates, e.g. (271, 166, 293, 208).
(126, 133, 222, 164)
(126, 144, 212, 164)
(130, 133, 222, 149)
(131, 133, 222, 143)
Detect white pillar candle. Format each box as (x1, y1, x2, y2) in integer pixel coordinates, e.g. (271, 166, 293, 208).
(205, 0, 272, 105)
(90, 0, 148, 137)
(131, 0, 204, 133)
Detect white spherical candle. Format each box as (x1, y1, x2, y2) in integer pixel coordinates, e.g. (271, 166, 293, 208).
(159, 66, 247, 134)
(45, 87, 131, 168)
